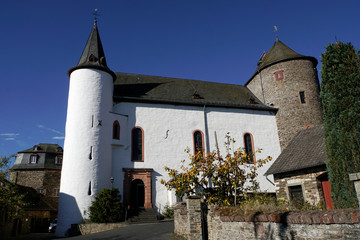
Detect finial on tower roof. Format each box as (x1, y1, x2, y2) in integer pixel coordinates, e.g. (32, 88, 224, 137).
(274, 25, 278, 41)
(93, 9, 100, 24)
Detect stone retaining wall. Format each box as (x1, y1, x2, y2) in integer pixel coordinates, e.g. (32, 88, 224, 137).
(174, 197, 360, 240)
(78, 222, 127, 235)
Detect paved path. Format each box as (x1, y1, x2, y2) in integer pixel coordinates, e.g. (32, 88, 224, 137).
(66, 221, 175, 240)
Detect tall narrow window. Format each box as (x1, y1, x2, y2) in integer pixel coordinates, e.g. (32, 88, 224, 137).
(193, 130, 204, 154)
(132, 127, 143, 161)
(89, 146, 92, 160)
(88, 181, 92, 195)
(244, 133, 255, 163)
(113, 121, 120, 139)
(299, 91, 306, 104)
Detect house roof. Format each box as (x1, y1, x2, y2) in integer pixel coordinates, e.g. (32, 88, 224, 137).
(113, 72, 277, 112)
(68, 21, 116, 80)
(18, 143, 63, 153)
(12, 143, 63, 170)
(266, 125, 327, 175)
(246, 40, 317, 85)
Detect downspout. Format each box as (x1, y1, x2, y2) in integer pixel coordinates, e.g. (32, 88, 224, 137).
(264, 173, 275, 186)
(203, 104, 212, 189)
(258, 70, 266, 104)
(203, 104, 210, 153)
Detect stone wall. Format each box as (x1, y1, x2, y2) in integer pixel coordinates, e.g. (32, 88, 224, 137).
(78, 223, 127, 235)
(246, 59, 323, 150)
(9, 169, 61, 210)
(274, 166, 326, 205)
(175, 197, 360, 240)
(174, 196, 202, 240)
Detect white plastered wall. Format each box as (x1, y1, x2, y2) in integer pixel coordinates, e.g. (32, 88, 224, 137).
(111, 102, 281, 214)
(56, 69, 113, 237)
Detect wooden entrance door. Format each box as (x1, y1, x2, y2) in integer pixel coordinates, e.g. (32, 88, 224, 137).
(321, 180, 334, 210)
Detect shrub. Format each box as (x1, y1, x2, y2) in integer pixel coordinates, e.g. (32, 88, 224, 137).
(89, 188, 124, 223)
(216, 193, 324, 217)
(162, 204, 174, 219)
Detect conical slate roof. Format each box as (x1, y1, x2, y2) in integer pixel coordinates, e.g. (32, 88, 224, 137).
(257, 40, 304, 69)
(68, 21, 116, 80)
(246, 40, 317, 84)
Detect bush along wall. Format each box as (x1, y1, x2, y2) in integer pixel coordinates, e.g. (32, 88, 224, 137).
(174, 197, 360, 240)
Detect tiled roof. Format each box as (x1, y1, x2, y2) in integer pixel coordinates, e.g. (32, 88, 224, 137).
(113, 72, 277, 112)
(266, 125, 326, 175)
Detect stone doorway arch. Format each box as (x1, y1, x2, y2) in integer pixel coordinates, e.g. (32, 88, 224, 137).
(123, 168, 153, 209)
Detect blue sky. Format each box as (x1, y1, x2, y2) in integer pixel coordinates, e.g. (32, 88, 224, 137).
(1, 0, 360, 161)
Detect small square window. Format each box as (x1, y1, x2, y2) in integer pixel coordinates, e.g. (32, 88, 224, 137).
(38, 188, 44, 194)
(30, 155, 38, 164)
(54, 189, 60, 197)
(288, 185, 304, 204)
(55, 156, 62, 165)
(299, 91, 306, 104)
(274, 70, 284, 80)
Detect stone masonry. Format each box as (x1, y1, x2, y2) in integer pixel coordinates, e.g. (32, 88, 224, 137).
(10, 169, 61, 210)
(274, 166, 326, 205)
(174, 197, 360, 240)
(247, 59, 323, 150)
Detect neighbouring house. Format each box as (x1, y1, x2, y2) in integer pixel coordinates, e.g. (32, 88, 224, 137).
(56, 20, 323, 236)
(266, 125, 334, 210)
(8, 143, 63, 233)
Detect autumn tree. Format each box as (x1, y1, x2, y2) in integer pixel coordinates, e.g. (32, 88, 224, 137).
(0, 155, 28, 221)
(320, 41, 360, 208)
(161, 134, 272, 205)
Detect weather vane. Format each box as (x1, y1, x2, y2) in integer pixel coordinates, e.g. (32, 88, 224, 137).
(274, 25, 278, 41)
(93, 9, 100, 23)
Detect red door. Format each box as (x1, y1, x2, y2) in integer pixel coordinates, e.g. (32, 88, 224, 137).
(321, 180, 334, 210)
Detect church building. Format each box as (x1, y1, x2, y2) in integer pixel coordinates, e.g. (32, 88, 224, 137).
(56, 21, 322, 236)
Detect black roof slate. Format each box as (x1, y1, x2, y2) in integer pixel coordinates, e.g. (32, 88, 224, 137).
(68, 21, 116, 80)
(266, 125, 326, 175)
(113, 72, 277, 111)
(12, 143, 63, 170)
(246, 40, 317, 85)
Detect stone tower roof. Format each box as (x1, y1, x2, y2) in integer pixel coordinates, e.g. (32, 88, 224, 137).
(258, 40, 304, 69)
(67, 21, 116, 80)
(246, 40, 318, 84)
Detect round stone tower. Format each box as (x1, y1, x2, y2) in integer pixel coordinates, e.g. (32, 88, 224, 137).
(56, 21, 116, 237)
(246, 40, 323, 150)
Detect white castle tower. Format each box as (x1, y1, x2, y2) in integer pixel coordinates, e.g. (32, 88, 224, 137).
(56, 21, 116, 237)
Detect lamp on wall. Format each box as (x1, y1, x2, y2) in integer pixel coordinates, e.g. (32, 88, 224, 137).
(110, 177, 114, 188)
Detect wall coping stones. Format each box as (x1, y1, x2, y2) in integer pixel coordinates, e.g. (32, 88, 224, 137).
(214, 208, 360, 225)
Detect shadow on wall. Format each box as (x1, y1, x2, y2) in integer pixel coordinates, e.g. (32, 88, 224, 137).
(252, 211, 296, 240)
(55, 193, 82, 237)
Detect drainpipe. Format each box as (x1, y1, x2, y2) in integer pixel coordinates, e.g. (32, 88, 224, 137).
(264, 173, 275, 186)
(258, 70, 266, 104)
(202, 104, 210, 153)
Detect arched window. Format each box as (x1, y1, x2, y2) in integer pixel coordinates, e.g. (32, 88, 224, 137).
(244, 133, 255, 163)
(193, 130, 204, 154)
(113, 121, 120, 139)
(132, 127, 144, 162)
